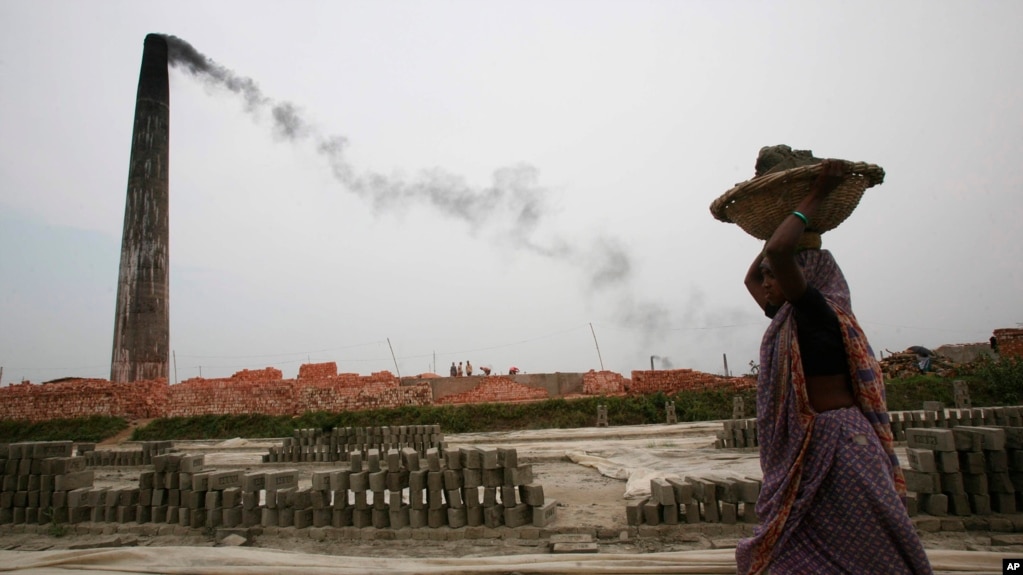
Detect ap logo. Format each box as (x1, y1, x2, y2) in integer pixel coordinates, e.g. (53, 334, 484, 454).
(1005, 559, 1023, 573)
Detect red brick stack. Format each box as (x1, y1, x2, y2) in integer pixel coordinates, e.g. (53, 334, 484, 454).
(581, 370, 627, 395)
(0, 378, 167, 422)
(995, 328, 1023, 360)
(434, 377, 549, 405)
(292, 369, 432, 412)
(297, 362, 338, 379)
(167, 372, 293, 417)
(297, 382, 433, 412)
(629, 369, 754, 395)
(0, 364, 754, 423)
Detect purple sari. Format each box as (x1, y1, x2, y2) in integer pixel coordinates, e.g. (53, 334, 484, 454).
(735, 250, 932, 575)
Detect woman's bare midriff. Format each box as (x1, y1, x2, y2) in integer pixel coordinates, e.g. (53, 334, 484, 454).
(806, 374, 855, 412)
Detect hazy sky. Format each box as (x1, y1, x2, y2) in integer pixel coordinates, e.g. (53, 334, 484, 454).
(2, 1, 1021, 385)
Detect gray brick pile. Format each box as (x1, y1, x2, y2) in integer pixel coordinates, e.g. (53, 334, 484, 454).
(717, 406, 1023, 450)
(715, 419, 758, 448)
(709, 407, 1023, 522)
(1, 440, 556, 531)
(291, 445, 557, 530)
(890, 407, 1022, 440)
(903, 425, 1023, 517)
(264, 425, 445, 463)
(1, 441, 91, 525)
(627, 476, 761, 526)
(82, 441, 173, 467)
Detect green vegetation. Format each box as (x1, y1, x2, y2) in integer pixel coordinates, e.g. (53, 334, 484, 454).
(972, 356, 1023, 405)
(46, 509, 68, 538)
(883, 371, 1006, 411)
(3, 358, 1021, 444)
(0, 415, 127, 443)
(129, 391, 759, 441)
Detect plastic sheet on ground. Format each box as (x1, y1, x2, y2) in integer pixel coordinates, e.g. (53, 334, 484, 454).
(566, 446, 761, 499)
(0, 546, 1003, 574)
(456, 422, 761, 498)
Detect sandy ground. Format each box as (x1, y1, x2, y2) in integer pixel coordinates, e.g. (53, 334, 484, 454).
(1, 421, 1020, 572)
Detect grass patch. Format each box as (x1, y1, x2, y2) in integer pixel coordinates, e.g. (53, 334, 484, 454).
(0, 415, 128, 443)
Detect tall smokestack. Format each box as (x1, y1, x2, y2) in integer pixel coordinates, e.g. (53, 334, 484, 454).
(111, 34, 170, 383)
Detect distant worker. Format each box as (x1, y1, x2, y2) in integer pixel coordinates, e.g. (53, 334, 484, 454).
(991, 336, 999, 355)
(466, 360, 473, 376)
(450, 362, 457, 377)
(480, 366, 491, 376)
(908, 346, 933, 373)
(458, 362, 464, 377)
(509, 366, 519, 375)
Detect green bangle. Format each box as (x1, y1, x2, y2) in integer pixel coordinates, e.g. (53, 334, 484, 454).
(791, 211, 808, 225)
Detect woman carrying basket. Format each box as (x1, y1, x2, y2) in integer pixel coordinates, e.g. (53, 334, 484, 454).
(735, 160, 932, 574)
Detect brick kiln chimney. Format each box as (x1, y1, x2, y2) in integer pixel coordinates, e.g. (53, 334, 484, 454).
(111, 34, 170, 383)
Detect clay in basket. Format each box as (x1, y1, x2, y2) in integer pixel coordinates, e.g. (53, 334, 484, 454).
(710, 145, 885, 244)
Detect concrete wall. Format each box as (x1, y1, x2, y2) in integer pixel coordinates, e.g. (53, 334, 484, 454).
(933, 342, 996, 364)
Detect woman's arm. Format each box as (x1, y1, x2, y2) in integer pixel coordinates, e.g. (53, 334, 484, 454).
(763, 159, 847, 302)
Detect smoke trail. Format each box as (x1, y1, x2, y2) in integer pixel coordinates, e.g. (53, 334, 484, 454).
(162, 34, 672, 340)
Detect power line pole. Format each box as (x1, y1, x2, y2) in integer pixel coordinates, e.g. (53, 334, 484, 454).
(387, 338, 402, 379)
(589, 323, 605, 371)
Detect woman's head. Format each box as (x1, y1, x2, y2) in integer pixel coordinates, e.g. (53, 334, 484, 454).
(760, 249, 851, 309)
(758, 258, 785, 307)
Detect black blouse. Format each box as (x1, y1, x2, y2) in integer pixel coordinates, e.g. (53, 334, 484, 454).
(765, 287, 849, 377)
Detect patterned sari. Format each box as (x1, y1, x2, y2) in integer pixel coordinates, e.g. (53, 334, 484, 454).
(735, 250, 932, 575)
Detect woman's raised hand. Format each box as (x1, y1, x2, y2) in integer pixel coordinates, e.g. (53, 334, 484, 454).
(811, 159, 849, 197)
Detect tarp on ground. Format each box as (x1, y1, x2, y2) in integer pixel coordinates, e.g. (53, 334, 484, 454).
(566, 446, 761, 499)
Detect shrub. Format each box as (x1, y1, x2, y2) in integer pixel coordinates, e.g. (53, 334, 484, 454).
(972, 356, 1023, 405)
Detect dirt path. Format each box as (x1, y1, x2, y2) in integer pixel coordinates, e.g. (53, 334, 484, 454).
(98, 419, 153, 446)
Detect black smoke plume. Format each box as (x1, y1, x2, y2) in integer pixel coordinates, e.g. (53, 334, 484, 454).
(162, 34, 676, 345)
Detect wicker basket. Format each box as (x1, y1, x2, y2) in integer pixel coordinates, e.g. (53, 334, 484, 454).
(710, 160, 885, 241)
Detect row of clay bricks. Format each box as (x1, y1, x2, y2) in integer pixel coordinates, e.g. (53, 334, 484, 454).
(890, 406, 1023, 441)
(581, 371, 626, 395)
(82, 441, 173, 468)
(1, 441, 96, 524)
(714, 406, 1023, 450)
(628, 370, 752, 395)
(256, 446, 556, 530)
(2, 448, 558, 531)
(179, 368, 284, 386)
(265, 444, 537, 482)
(284, 425, 443, 447)
(715, 419, 758, 449)
(1, 441, 92, 477)
(435, 379, 549, 405)
(164, 391, 295, 417)
(1, 441, 97, 460)
(298, 386, 432, 412)
(265, 426, 444, 463)
(297, 362, 339, 379)
(0, 379, 167, 422)
(902, 426, 1023, 517)
(994, 328, 1023, 359)
(626, 476, 762, 526)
